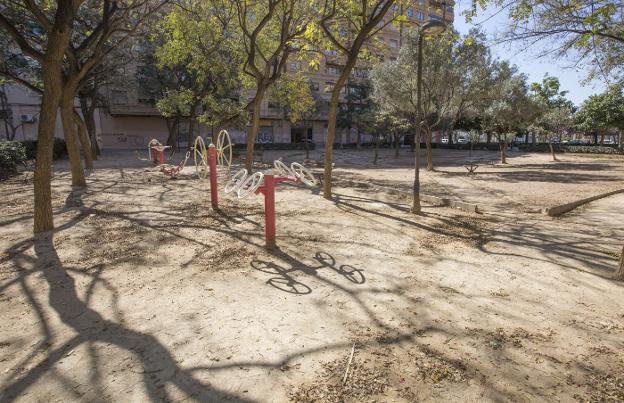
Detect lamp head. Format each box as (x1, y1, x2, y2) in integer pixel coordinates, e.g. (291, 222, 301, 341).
(420, 20, 446, 36)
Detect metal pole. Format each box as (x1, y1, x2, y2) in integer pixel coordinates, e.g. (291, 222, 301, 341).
(263, 170, 276, 249)
(158, 149, 165, 165)
(411, 31, 423, 214)
(208, 144, 218, 209)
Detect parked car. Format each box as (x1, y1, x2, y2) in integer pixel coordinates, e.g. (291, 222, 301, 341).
(441, 138, 449, 144)
(456, 138, 469, 144)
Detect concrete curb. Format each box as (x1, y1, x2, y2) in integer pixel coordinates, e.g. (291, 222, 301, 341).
(335, 178, 480, 214)
(544, 188, 624, 217)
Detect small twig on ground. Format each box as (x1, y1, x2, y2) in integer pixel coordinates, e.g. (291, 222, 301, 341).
(342, 343, 356, 385)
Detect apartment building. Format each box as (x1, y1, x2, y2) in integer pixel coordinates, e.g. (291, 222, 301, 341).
(0, 1, 454, 150)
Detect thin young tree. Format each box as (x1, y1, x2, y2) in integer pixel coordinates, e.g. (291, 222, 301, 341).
(221, 0, 313, 171)
(318, 0, 399, 199)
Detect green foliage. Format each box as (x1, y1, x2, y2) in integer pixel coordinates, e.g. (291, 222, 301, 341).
(337, 80, 373, 130)
(269, 74, 315, 124)
(529, 75, 575, 141)
(371, 28, 490, 135)
(480, 62, 536, 140)
(20, 139, 68, 160)
(466, 1, 624, 83)
(0, 141, 26, 173)
(575, 85, 624, 134)
(137, 2, 246, 128)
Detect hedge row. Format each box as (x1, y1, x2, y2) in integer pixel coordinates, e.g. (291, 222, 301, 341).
(562, 145, 624, 155)
(233, 142, 317, 151)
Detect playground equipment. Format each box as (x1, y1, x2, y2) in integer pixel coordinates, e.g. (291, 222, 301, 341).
(225, 160, 318, 248)
(148, 139, 171, 165)
(159, 151, 191, 178)
(193, 130, 232, 179)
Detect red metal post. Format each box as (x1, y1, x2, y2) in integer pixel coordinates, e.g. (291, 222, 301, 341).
(158, 149, 165, 165)
(208, 144, 218, 209)
(263, 171, 276, 249)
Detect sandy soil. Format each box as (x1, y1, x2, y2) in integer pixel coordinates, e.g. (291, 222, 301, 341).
(0, 148, 623, 402)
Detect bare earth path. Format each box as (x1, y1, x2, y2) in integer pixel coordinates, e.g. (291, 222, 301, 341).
(0, 149, 622, 402)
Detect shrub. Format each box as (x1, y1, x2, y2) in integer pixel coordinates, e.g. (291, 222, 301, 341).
(0, 141, 27, 174)
(20, 138, 68, 160)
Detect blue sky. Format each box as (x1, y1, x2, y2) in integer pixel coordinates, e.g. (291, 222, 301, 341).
(452, 0, 607, 106)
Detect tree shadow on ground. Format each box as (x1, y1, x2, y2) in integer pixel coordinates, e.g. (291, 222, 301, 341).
(1, 214, 253, 402)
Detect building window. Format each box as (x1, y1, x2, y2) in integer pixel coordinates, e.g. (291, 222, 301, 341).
(419, 0, 426, 5)
(324, 49, 337, 57)
(389, 39, 398, 49)
(111, 90, 128, 105)
(429, 14, 442, 21)
(290, 62, 300, 71)
(407, 8, 414, 17)
(416, 11, 425, 20)
(326, 64, 342, 75)
(352, 68, 369, 78)
(138, 96, 155, 105)
(268, 101, 280, 109)
(325, 82, 335, 93)
(339, 28, 348, 37)
(310, 81, 319, 91)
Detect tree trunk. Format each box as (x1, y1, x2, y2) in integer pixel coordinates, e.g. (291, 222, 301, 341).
(323, 50, 362, 199)
(600, 133, 604, 145)
(500, 140, 507, 164)
(486, 133, 491, 144)
(60, 92, 86, 187)
(73, 110, 94, 170)
(245, 90, 265, 172)
(374, 134, 379, 165)
(394, 133, 400, 158)
(616, 245, 624, 280)
(411, 121, 421, 214)
(34, 2, 75, 233)
(425, 127, 433, 171)
(548, 140, 557, 161)
(0, 87, 10, 140)
(165, 116, 179, 151)
(79, 95, 100, 157)
(305, 125, 310, 160)
(356, 127, 361, 149)
(187, 103, 198, 149)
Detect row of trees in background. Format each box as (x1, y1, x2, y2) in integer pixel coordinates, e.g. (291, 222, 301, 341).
(364, 28, 623, 170)
(1, 0, 623, 239)
(0, 0, 420, 232)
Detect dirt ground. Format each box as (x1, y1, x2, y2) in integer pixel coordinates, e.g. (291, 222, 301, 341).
(0, 148, 623, 402)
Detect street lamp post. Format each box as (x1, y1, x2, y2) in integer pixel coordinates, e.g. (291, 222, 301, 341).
(411, 19, 447, 214)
